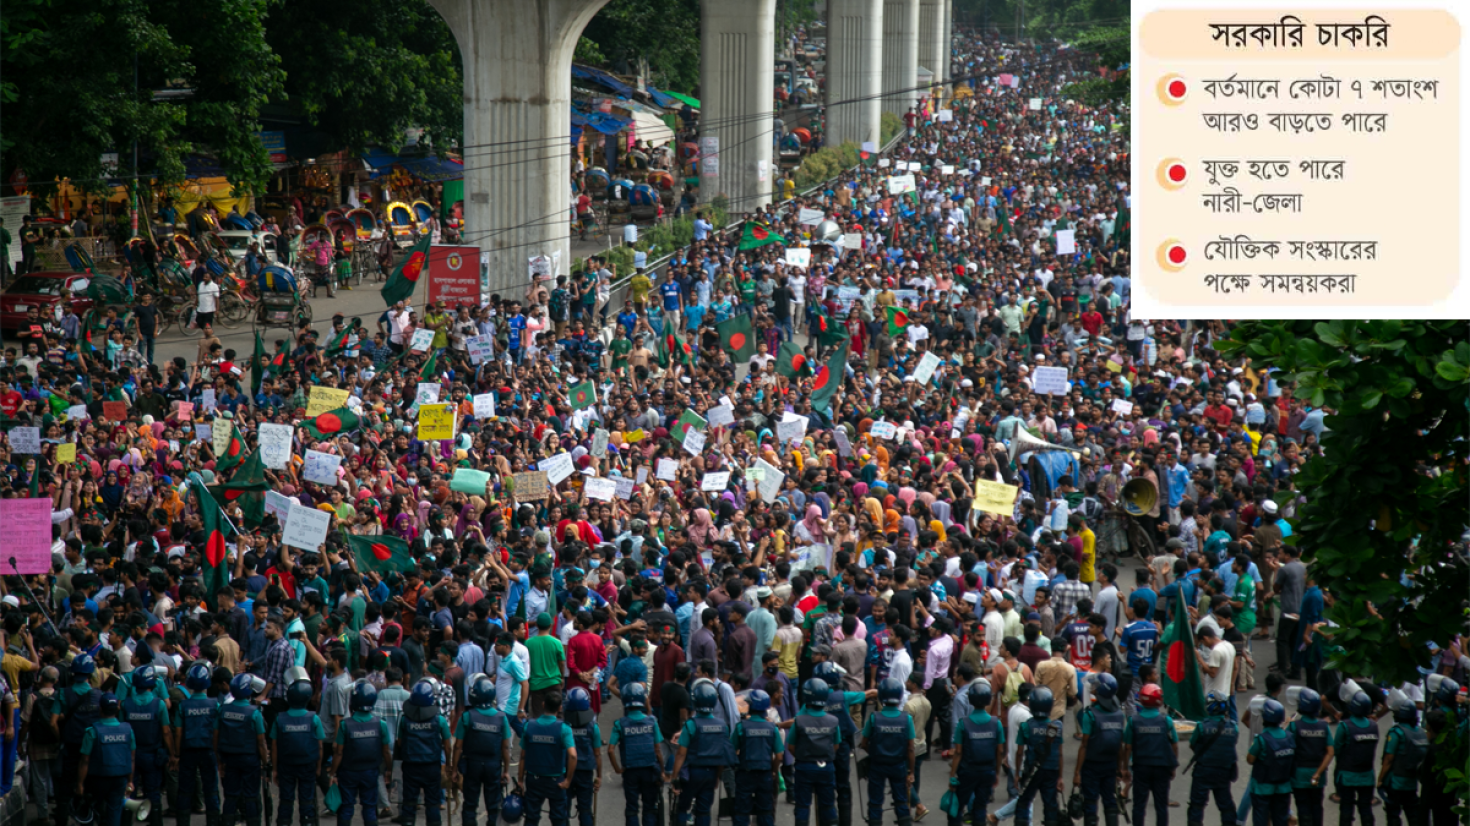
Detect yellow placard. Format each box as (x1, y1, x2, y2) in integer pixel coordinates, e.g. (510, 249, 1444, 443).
(1105, 359, 1123, 373)
(972, 480, 1020, 517)
(623, 429, 646, 443)
(57, 443, 76, 464)
(306, 386, 351, 417)
(417, 403, 457, 441)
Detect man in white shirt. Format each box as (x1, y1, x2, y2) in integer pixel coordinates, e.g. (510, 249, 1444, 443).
(1196, 625, 1235, 699)
(388, 302, 413, 349)
(195, 272, 221, 326)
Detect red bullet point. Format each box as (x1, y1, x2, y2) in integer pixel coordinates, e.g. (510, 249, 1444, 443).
(1168, 163, 1187, 183)
(1168, 245, 1187, 265)
(1168, 79, 1187, 99)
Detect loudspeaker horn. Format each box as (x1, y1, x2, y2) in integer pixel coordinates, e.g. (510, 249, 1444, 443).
(1008, 428, 1081, 466)
(1121, 478, 1158, 517)
(123, 798, 151, 823)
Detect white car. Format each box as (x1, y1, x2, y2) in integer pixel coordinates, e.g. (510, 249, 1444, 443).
(216, 230, 282, 265)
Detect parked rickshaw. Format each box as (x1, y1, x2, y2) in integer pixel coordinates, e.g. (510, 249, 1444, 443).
(629, 183, 660, 221)
(646, 170, 676, 208)
(607, 178, 635, 219)
(411, 200, 434, 234)
(386, 201, 416, 247)
(584, 167, 611, 201)
(347, 208, 379, 240)
(254, 265, 312, 330)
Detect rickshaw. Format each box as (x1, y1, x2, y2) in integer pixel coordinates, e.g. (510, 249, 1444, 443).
(606, 178, 635, 219)
(63, 242, 98, 274)
(584, 167, 611, 201)
(220, 213, 253, 231)
(411, 200, 435, 234)
(324, 210, 346, 223)
(347, 208, 379, 240)
(628, 183, 660, 221)
(164, 234, 203, 268)
(386, 201, 416, 247)
(254, 265, 312, 329)
(646, 170, 676, 208)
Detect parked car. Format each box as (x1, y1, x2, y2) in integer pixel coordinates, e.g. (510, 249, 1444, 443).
(0, 272, 96, 333)
(216, 230, 281, 266)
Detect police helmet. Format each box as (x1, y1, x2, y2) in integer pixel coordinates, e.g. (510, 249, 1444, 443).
(1296, 688, 1321, 717)
(564, 687, 592, 713)
(469, 675, 497, 709)
(131, 665, 158, 692)
(1392, 702, 1418, 725)
(813, 662, 842, 688)
(1347, 691, 1374, 718)
(748, 689, 772, 714)
(878, 678, 905, 707)
(230, 673, 257, 701)
(350, 680, 379, 713)
(287, 680, 313, 709)
(1092, 673, 1118, 701)
(1205, 690, 1230, 718)
(968, 681, 993, 710)
(1261, 698, 1286, 726)
(185, 662, 213, 692)
(622, 682, 648, 711)
(1138, 683, 1164, 709)
(503, 787, 524, 822)
(410, 680, 438, 708)
(1028, 686, 1055, 717)
(801, 678, 831, 707)
(693, 681, 719, 713)
(71, 653, 96, 677)
(99, 692, 120, 715)
(1435, 678, 1461, 709)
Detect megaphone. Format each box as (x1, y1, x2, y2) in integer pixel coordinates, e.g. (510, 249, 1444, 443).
(1007, 428, 1081, 466)
(814, 219, 843, 246)
(1121, 478, 1158, 517)
(123, 797, 152, 823)
(1285, 685, 1304, 713)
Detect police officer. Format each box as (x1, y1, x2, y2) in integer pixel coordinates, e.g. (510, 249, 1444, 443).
(216, 674, 269, 826)
(121, 666, 170, 826)
(1422, 678, 1462, 826)
(332, 681, 392, 826)
(786, 679, 839, 826)
(1121, 683, 1178, 826)
(1014, 686, 1065, 826)
(1288, 689, 1333, 826)
(518, 687, 578, 826)
(732, 689, 783, 826)
(1246, 699, 1295, 826)
(76, 692, 135, 826)
(452, 675, 512, 826)
(609, 682, 663, 826)
(671, 682, 736, 826)
(1333, 691, 1379, 826)
(945, 680, 998, 826)
(812, 663, 871, 826)
(1378, 701, 1428, 826)
(399, 680, 453, 826)
(1075, 673, 1126, 826)
(51, 653, 103, 826)
(563, 687, 603, 826)
(170, 662, 222, 826)
(271, 679, 325, 826)
(1186, 690, 1239, 826)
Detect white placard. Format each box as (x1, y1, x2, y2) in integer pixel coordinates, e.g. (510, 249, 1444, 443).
(541, 452, 575, 486)
(9, 428, 40, 454)
(981, 176, 992, 185)
(1111, 398, 1135, 416)
(755, 458, 785, 504)
(201, 389, 217, 412)
(701, 471, 731, 492)
(258, 423, 293, 470)
(707, 405, 735, 428)
(303, 450, 342, 486)
(635, 466, 649, 486)
(212, 419, 233, 457)
(409, 328, 434, 352)
(940, 165, 955, 175)
(615, 478, 636, 500)
(683, 428, 706, 455)
(861, 141, 878, 153)
(415, 383, 441, 408)
(784, 248, 811, 269)
(834, 428, 853, 457)
(1029, 98, 1042, 110)
(887, 174, 916, 194)
(282, 504, 332, 552)
(264, 490, 294, 522)
(195, 424, 212, 443)
(473, 393, 496, 419)
(591, 429, 610, 457)
(585, 477, 617, 501)
(869, 421, 897, 441)
(1032, 366, 1070, 395)
(1055, 229, 1076, 255)
(798, 208, 824, 226)
(913, 351, 943, 385)
(877, 158, 891, 168)
(466, 335, 494, 365)
(656, 458, 678, 481)
(842, 233, 863, 250)
(776, 417, 806, 444)
(65, 404, 89, 421)
(937, 109, 954, 122)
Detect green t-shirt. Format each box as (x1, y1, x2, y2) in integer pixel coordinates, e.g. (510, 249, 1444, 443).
(525, 633, 566, 691)
(610, 338, 633, 367)
(1232, 576, 1257, 636)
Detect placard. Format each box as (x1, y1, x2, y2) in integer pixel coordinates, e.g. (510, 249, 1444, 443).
(706, 406, 735, 429)
(306, 386, 350, 417)
(784, 248, 811, 269)
(472, 393, 496, 419)
(877, 158, 891, 168)
(64, 404, 89, 421)
(834, 428, 853, 458)
(56, 442, 76, 464)
(201, 389, 217, 412)
(972, 480, 1020, 517)
(512, 471, 549, 501)
(212, 420, 233, 457)
(264, 491, 293, 522)
(937, 109, 954, 122)
(175, 401, 193, 422)
(257, 423, 292, 470)
(451, 468, 492, 495)
(940, 165, 955, 175)
(614, 478, 635, 500)
(868, 421, 897, 441)
(303, 450, 342, 486)
(409, 328, 434, 352)
(9, 427, 40, 454)
(415, 383, 441, 408)
(585, 477, 617, 501)
(428, 245, 484, 307)
(466, 335, 494, 365)
(683, 428, 706, 456)
(887, 174, 916, 194)
(798, 208, 825, 226)
(635, 466, 649, 486)
(102, 401, 128, 422)
(777, 416, 807, 444)
(913, 351, 943, 385)
(623, 429, 646, 443)
(282, 504, 332, 552)
(1, 498, 55, 574)
(1055, 229, 1076, 255)
(1111, 398, 1135, 416)
(701, 471, 731, 492)
(656, 458, 678, 481)
(1032, 366, 1070, 395)
(861, 141, 878, 153)
(417, 403, 457, 440)
(195, 424, 212, 444)
(842, 233, 863, 250)
(541, 452, 575, 485)
(1028, 97, 1042, 111)
(755, 458, 785, 504)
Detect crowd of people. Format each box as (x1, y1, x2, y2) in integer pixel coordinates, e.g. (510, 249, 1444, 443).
(0, 24, 1464, 826)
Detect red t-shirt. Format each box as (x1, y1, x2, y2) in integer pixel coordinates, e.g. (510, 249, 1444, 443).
(0, 391, 22, 417)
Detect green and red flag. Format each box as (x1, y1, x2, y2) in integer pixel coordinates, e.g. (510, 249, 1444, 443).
(419, 349, 440, 381)
(736, 221, 785, 251)
(809, 339, 848, 414)
(1158, 603, 1208, 720)
(568, 380, 597, 411)
(1112, 205, 1130, 248)
(323, 324, 352, 359)
(674, 410, 706, 440)
(885, 306, 911, 337)
(345, 534, 416, 577)
(381, 236, 430, 306)
(776, 340, 809, 379)
(658, 329, 693, 369)
(996, 205, 1012, 236)
(209, 450, 268, 528)
(814, 308, 848, 347)
(301, 407, 362, 441)
(192, 477, 232, 610)
(717, 314, 756, 363)
(214, 422, 247, 474)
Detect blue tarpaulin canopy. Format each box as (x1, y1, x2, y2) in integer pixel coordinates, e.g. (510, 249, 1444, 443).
(645, 85, 680, 109)
(572, 64, 635, 98)
(361, 147, 464, 181)
(572, 108, 631, 135)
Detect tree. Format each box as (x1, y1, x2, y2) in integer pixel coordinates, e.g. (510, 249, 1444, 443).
(1061, 26, 1128, 110)
(581, 0, 702, 93)
(1218, 321, 1469, 686)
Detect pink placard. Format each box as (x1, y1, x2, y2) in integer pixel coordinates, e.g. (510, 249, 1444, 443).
(2, 498, 54, 575)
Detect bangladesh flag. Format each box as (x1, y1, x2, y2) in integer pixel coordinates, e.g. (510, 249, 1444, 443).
(252, 331, 268, 396)
(1112, 205, 1130, 247)
(674, 410, 706, 440)
(776, 340, 809, 379)
(568, 380, 597, 411)
(736, 221, 785, 251)
(381, 236, 430, 307)
(1158, 603, 1208, 720)
(323, 324, 352, 358)
(717, 314, 756, 362)
(997, 205, 1012, 236)
(658, 330, 692, 369)
(814, 308, 848, 347)
(209, 450, 268, 529)
(809, 339, 848, 414)
(301, 407, 362, 441)
(214, 423, 246, 474)
(885, 306, 911, 337)
(346, 534, 416, 577)
(420, 349, 440, 381)
(192, 478, 232, 610)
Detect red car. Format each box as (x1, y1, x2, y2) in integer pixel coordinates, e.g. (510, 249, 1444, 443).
(0, 271, 95, 333)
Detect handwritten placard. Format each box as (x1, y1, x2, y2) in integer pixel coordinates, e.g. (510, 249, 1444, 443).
(211, 419, 233, 457)
(591, 429, 610, 458)
(656, 458, 678, 481)
(306, 386, 350, 417)
(755, 458, 784, 504)
(1032, 366, 1070, 396)
(868, 421, 897, 441)
(972, 480, 1020, 517)
(585, 477, 617, 501)
(302, 450, 342, 486)
(201, 389, 217, 412)
(682, 428, 706, 456)
(541, 452, 575, 486)
(2, 498, 55, 574)
(417, 403, 457, 440)
(701, 471, 731, 492)
(282, 504, 332, 552)
(258, 423, 293, 470)
(798, 208, 825, 226)
(615, 478, 635, 500)
(834, 428, 853, 457)
(102, 401, 128, 422)
(706, 406, 735, 429)
(784, 248, 811, 269)
(635, 466, 649, 486)
(466, 335, 494, 365)
(195, 423, 213, 444)
(1111, 398, 1134, 416)
(409, 328, 434, 352)
(56, 442, 76, 464)
(264, 490, 294, 522)
(776, 418, 805, 445)
(450, 468, 492, 495)
(472, 393, 496, 419)
(9, 428, 40, 455)
(512, 471, 549, 501)
(912, 351, 942, 385)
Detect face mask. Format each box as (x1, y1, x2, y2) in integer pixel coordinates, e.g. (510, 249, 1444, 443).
(766, 665, 779, 675)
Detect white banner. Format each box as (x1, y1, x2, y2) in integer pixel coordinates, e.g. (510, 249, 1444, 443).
(585, 477, 617, 501)
(258, 423, 293, 470)
(541, 452, 575, 486)
(282, 504, 332, 552)
(887, 174, 917, 194)
(1032, 366, 1070, 395)
(303, 450, 342, 486)
(798, 208, 824, 226)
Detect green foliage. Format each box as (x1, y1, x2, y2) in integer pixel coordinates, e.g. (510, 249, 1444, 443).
(880, 112, 904, 147)
(791, 142, 860, 191)
(574, 37, 606, 66)
(1, 0, 285, 193)
(1218, 321, 1469, 685)
(1062, 26, 1129, 110)
(575, 196, 730, 278)
(582, 0, 701, 93)
(776, 0, 821, 42)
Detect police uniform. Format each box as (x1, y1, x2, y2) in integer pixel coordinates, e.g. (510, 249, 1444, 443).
(1288, 716, 1331, 826)
(1332, 716, 1379, 826)
(217, 698, 267, 824)
(81, 717, 135, 826)
(949, 710, 1001, 826)
(1248, 727, 1296, 826)
(337, 712, 391, 824)
(733, 714, 784, 826)
(1015, 715, 1063, 826)
(271, 709, 326, 826)
(523, 714, 576, 826)
(789, 706, 840, 826)
(1381, 722, 1428, 826)
(567, 716, 602, 826)
(398, 708, 452, 826)
(1186, 713, 1239, 826)
(676, 712, 735, 826)
(611, 711, 663, 826)
(454, 708, 509, 826)
(1125, 711, 1178, 826)
(1079, 704, 1126, 826)
(171, 689, 222, 823)
(53, 680, 103, 826)
(121, 693, 170, 822)
(826, 691, 862, 826)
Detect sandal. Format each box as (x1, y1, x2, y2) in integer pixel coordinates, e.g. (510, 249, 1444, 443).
(915, 804, 930, 821)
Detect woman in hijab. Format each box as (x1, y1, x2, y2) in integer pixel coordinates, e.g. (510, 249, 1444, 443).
(794, 504, 830, 548)
(686, 508, 717, 547)
(99, 470, 125, 514)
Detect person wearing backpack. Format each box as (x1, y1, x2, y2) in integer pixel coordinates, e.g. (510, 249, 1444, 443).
(1287, 688, 1333, 826)
(1377, 702, 1429, 826)
(1245, 699, 1295, 826)
(1186, 691, 1239, 826)
(1073, 673, 1125, 826)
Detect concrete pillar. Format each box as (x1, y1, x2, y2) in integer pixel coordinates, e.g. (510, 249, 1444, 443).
(940, 0, 953, 84)
(428, 0, 609, 295)
(881, 0, 919, 118)
(700, 0, 776, 212)
(918, 0, 944, 95)
(825, 0, 883, 149)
